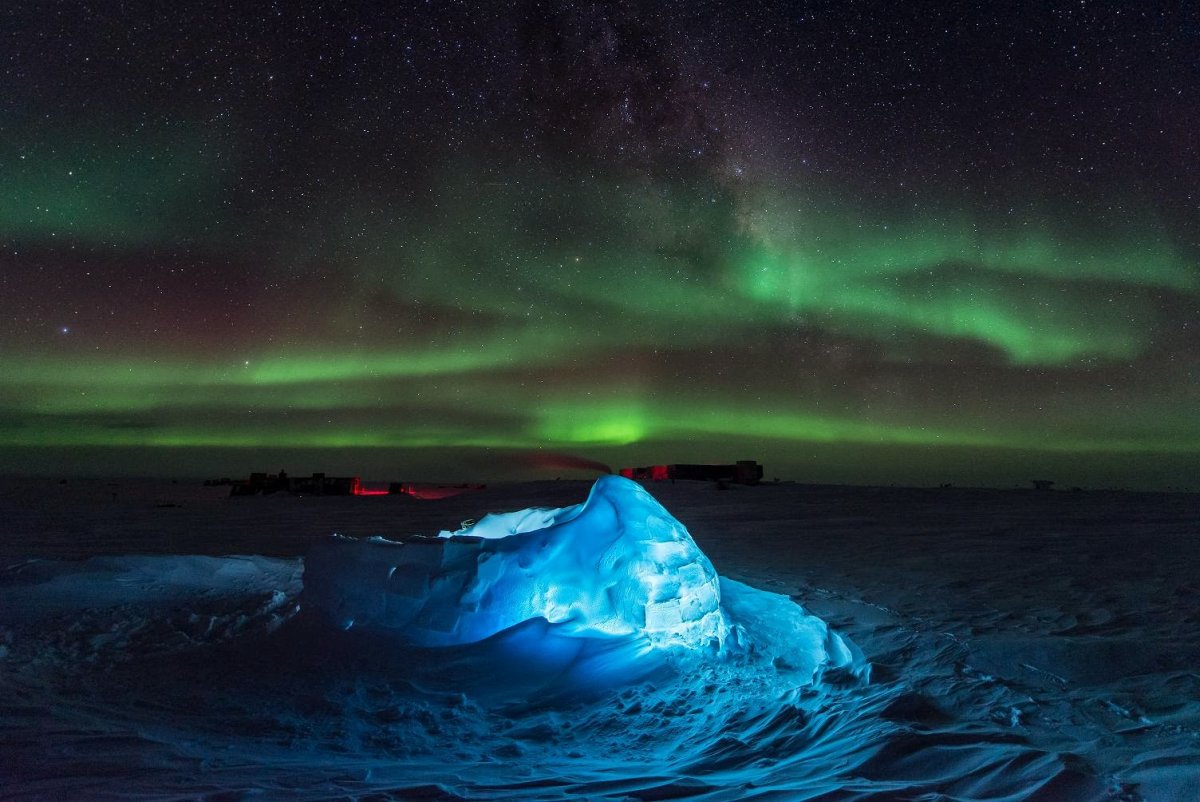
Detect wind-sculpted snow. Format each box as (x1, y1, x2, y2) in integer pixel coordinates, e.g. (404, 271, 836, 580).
(7, 477, 1177, 799)
(303, 475, 863, 686)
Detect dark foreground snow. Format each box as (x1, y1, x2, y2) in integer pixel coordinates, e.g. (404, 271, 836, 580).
(1, 478, 1197, 800)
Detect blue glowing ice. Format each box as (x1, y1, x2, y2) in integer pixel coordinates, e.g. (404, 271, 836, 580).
(304, 475, 866, 685)
(305, 476, 728, 648)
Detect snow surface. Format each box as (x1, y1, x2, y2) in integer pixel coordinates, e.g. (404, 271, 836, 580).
(1, 476, 1198, 799)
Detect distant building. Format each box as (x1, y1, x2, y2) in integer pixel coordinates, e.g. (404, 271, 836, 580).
(619, 460, 763, 485)
(230, 471, 361, 496)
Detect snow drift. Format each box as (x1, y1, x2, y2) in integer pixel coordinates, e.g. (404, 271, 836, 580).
(7, 476, 1189, 799)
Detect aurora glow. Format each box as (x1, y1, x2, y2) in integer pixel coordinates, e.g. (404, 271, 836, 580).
(2, 2, 1198, 488)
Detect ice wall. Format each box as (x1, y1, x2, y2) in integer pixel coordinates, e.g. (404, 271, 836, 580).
(304, 475, 730, 650)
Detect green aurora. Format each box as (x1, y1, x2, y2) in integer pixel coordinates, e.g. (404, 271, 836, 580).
(3, 161, 1197, 487)
(3, 0, 1198, 490)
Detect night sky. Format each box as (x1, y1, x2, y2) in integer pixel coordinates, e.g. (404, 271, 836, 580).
(3, 1, 1198, 488)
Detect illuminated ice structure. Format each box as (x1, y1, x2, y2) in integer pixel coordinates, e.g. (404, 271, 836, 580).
(304, 475, 865, 685)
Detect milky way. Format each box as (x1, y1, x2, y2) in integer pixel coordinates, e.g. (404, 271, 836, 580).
(2, 2, 1197, 487)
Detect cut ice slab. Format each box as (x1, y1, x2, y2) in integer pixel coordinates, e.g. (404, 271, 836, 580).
(303, 475, 866, 685)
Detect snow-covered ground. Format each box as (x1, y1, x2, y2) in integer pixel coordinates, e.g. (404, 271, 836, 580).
(1, 477, 1197, 800)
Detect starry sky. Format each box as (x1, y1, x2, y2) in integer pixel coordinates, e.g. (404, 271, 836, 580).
(2, 1, 1198, 488)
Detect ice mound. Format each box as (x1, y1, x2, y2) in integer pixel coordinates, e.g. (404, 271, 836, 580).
(304, 475, 730, 650)
(304, 476, 865, 686)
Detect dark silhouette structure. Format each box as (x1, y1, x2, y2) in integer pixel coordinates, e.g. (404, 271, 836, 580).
(230, 471, 361, 496)
(619, 460, 763, 485)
